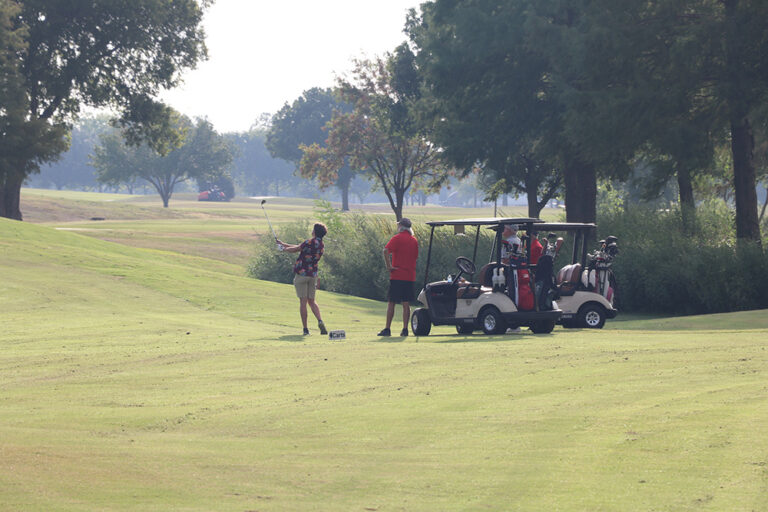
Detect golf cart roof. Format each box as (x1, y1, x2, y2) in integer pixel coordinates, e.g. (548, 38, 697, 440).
(425, 217, 542, 227)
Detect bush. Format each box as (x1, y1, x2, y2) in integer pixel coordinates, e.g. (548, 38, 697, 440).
(598, 203, 768, 315)
(247, 219, 310, 285)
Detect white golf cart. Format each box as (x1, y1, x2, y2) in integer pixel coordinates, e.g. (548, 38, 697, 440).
(534, 222, 619, 328)
(410, 218, 563, 336)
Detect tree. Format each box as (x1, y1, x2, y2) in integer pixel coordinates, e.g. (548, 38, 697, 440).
(266, 88, 357, 210)
(541, 0, 767, 241)
(93, 117, 233, 207)
(407, 0, 598, 222)
(300, 46, 451, 220)
(1, 0, 67, 216)
(0, 0, 209, 220)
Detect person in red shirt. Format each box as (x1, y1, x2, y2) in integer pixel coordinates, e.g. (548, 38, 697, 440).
(378, 217, 419, 337)
(529, 230, 543, 265)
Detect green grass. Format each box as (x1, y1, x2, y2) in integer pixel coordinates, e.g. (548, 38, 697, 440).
(609, 310, 768, 331)
(21, 188, 562, 266)
(3, 193, 768, 511)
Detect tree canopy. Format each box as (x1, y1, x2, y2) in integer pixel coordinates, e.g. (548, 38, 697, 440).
(407, 0, 599, 222)
(0, 0, 209, 220)
(300, 46, 452, 220)
(407, 0, 767, 240)
(267, 88, 357, 210)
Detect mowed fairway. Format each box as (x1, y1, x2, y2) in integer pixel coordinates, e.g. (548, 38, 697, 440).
(2, 193, 768, 511)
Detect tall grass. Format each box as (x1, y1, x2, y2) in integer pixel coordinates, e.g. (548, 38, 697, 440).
(598, 201, 768, 315)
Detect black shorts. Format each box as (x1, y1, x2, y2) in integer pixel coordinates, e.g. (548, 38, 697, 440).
(388, 279, 414, 303)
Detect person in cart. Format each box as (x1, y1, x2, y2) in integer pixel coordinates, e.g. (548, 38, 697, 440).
(529, 230, 544, 265)
(500, 224, 522, 265)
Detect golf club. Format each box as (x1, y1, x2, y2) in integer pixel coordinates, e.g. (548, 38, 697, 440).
(260, 199, 283, 251)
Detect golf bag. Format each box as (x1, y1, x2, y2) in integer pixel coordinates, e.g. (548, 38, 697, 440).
(504, 258, 534, 310)
(516, 269, 535, 311)
(534, 253, 556, 310)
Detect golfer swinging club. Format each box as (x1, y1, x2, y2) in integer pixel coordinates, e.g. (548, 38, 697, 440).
(378, 217, 418, 337)
(277, 223, 328, 336)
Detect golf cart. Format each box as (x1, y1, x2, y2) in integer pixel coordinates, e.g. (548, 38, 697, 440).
(410, 218, 563, 336)
(534, 222, 619, 328)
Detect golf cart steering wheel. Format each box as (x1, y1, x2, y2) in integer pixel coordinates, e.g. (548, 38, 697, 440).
(453, 257, 476, 283)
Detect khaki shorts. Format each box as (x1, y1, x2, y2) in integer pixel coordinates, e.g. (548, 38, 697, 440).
(293, 274, 318, 299)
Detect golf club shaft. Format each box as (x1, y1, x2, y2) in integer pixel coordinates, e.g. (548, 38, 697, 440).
(261, 205, 278, 241)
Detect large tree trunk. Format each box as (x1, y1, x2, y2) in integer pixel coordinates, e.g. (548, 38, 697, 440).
(723, 0, 761, 242)
(676, 165, 696, 233)
(337, 166, 352, 211)
(730, 116, 761, 242)
(526, 181, 542, 219)
(340, 185, 349, 211)
(563, 157, 596, 224)
(0, 173, 24, 220)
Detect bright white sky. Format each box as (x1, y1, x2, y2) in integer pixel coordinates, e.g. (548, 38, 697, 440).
(160, 0, 422, 133)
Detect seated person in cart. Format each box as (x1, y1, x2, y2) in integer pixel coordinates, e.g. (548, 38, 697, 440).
(500, 224, 522, 265)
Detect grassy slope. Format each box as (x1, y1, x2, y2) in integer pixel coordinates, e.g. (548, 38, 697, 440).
(3, 194, 768, 510)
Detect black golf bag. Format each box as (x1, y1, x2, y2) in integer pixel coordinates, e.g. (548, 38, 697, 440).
(534, 254, 557, 310)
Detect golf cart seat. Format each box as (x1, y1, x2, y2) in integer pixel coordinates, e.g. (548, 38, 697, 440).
(556, 263, 583, 296)
(478, 262, 497, 287)
(456, 282, 483, 299)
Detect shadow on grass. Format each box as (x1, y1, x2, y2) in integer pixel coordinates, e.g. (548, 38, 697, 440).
(324, 292, 384, 313)
(428, 332, 556, 343)
(278, 334, 309, 342)
(370, 336, 408, 343)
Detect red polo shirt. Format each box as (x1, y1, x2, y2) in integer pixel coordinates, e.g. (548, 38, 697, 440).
(385, 230, 419, 282)
(530, 238, 543, 264)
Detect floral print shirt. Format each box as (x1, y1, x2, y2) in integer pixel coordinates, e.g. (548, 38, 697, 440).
(293, 237, 324, 277)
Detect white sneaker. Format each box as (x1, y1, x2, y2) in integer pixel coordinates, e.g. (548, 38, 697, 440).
(506, 327, 522, 334)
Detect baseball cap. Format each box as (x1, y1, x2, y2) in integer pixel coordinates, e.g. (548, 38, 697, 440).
(398, 217, 412, 228)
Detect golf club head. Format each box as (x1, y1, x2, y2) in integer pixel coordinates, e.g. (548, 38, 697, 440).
(261, 199, 266, 206)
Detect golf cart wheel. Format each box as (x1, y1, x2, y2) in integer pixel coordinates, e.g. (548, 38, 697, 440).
(456, 324, 474, 335)
(530, 319, 556, 334)
(478, 307, 506, 335)
(411, 308, 432, 336)
(578, 303, 607, 329)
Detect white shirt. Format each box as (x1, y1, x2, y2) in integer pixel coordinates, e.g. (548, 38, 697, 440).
(501, 234, 522, 262)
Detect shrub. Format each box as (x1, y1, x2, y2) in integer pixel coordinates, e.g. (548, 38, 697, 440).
(598, 203, 768, 315)
(247, 219, 310, 285)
